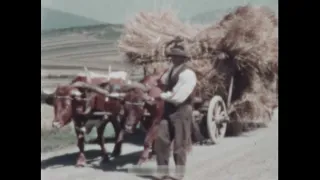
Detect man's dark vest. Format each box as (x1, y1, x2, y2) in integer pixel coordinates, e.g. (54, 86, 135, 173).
(165, 64, 194, 105)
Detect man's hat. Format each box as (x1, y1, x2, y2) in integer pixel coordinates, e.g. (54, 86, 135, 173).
(165, 46, 190, 59)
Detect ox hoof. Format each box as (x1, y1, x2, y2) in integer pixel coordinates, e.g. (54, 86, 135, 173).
(137, 159, 147, 165)
(194, 139, 210, 146)
(75, 154, 86, 167)
(137, 149, 151, 165)
(111, 150, 121, 157)
(75, 160, 86, 167)
(100, 156, 110, 164)
(149, 155, 156, 160)
(137, 155, 149, 165)
(148, 152, 156, 160)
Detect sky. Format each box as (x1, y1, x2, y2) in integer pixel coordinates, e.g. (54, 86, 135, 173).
(41, 0, 278, 24)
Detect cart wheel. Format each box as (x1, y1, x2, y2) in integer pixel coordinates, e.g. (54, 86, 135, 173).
(207, 95, 229, 144)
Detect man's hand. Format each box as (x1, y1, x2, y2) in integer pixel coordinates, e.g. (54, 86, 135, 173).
(142, 93, 155, 102)
(159, 92, 172, 100)
(142, 94, 160, 106)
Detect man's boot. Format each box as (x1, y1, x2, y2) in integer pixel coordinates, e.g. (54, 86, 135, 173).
(156, 166, 170, 180)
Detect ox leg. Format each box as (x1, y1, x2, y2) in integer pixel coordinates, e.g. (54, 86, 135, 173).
(111, 117, 124, 157)
(97, 120, 110, 163)
(75, 129, 86, 167)
(111, 130, 124, 157)
(138, 119, 159, 165)
(150, 141, 156, 158)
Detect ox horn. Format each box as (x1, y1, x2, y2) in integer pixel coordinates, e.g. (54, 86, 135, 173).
(108, 65, 112, 81)
(84, 66, 91, 83)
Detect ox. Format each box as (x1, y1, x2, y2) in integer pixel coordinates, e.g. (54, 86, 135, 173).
(42, 69, 127, 167)
(119, 69, 206, 165)
(114, 69, 166, 165)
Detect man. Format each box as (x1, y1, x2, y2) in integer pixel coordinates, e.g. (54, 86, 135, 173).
(146, 45, 197, 180)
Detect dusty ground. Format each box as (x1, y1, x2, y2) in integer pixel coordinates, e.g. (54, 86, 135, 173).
(41, 33, 278, 180)
(41, 108, 277, 180)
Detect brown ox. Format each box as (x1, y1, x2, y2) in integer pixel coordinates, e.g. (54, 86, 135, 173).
(118, 69, 206, 165)
(42, 73, 125, 167)
(114, 70, 166, 165)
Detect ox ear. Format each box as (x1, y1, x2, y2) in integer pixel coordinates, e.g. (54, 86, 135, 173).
(45, 95, 54, 106)
(41, 90, 54, 106)
(84, 66, 91, 83)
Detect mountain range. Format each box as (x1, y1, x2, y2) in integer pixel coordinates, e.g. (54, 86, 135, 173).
(41, 7, 104, 31)
(41, 7, 236, 31)
(41, 6, 278, 38)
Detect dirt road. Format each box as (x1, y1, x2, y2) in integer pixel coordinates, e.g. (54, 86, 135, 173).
(41, 108, 278, 180)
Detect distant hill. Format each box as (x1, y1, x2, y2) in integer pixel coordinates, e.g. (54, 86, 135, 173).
(41, 23, 124, 41)
(190, 8, 232, 24)
(190, 6, 278, 24)
(41, 7, 104, 31)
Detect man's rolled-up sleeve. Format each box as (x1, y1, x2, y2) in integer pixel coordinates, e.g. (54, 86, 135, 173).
(161, 69, 197, 104)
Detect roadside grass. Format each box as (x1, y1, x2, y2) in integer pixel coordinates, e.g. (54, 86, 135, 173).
(41, 104, 116, 153)
(41, 128, 75, 153)
(41, 123, 116, 153)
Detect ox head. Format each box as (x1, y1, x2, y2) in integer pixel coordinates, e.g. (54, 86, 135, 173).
(52, 85, 83, 129)
(42, 85, 84, 129)
(121, 71, 165, 133)
(120, 80, 156, 133)
(123, 88, 146, 133)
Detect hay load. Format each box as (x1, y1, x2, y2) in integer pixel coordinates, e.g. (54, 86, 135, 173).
(118, 5, 278, 126)
(118, 10, 200, 64)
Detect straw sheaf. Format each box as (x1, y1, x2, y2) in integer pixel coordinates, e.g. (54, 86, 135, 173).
(215, 6, 278, 78)
(118, 10, 201, 64)
(118, 5, 278, 123)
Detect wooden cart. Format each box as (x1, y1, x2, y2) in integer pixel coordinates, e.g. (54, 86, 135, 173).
(191, 76, 234, 144)
(143, 66, 234, 144)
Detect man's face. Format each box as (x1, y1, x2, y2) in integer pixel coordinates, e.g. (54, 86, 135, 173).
(170, 56, 185, 66)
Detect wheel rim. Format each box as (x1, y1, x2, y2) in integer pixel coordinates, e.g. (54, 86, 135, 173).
(212, 101, 227, 139)
(207, 96, 228, 144)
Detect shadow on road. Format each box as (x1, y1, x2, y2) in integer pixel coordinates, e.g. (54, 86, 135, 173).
(41, 148, 159, 180)
(91, 151, 142, 171)
(41, 149, 143, 169)
(41, 149, 102, 169)
(91, 153, 161, 180)
(41, 129, 149, 170)
(86, 130, 146, 146)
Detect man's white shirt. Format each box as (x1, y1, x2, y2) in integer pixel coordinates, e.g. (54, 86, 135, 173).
(160, 64, 197, 105)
